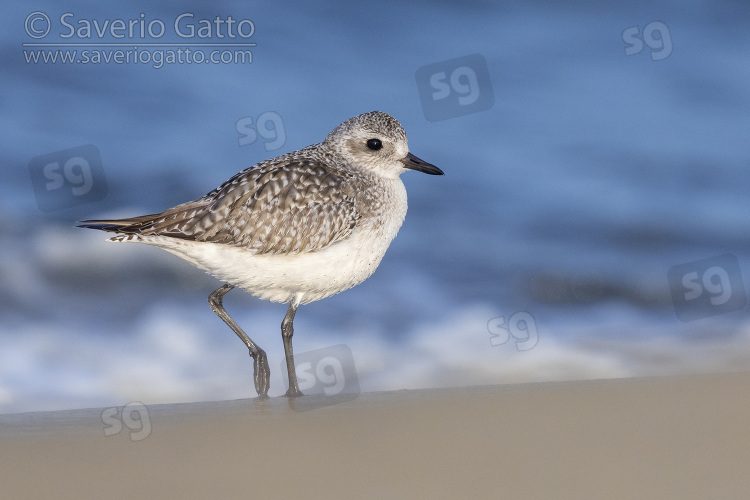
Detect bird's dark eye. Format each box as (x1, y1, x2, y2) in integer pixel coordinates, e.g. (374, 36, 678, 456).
(366, 139, 382, 151)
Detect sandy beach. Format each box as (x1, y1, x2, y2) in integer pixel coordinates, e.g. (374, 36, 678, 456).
(2, 372, 749, 499)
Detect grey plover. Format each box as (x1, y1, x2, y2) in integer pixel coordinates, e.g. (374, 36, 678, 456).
(79, 111, 443, 398)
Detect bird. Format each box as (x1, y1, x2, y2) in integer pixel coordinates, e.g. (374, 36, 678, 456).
(78, 111, 444, 398)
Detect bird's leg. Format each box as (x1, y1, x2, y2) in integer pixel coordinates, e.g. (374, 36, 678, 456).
(281, 302, 303, 397)
(208, 284, 270, 398)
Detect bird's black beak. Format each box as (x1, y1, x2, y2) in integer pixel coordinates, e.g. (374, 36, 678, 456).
(400, 152, 444, 175)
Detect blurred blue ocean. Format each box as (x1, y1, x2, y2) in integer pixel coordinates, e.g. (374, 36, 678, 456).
(3, 0, 750, 413)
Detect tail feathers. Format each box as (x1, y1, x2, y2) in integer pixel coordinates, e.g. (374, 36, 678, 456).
(77, 214, 160, 233)
(78, 200, 210, 239)
(77, 221, 127, 232)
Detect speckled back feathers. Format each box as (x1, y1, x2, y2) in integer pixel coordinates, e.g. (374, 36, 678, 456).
(96, 111, 410, 255)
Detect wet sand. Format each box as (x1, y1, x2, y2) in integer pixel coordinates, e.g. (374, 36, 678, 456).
(2, 373, 749, 499)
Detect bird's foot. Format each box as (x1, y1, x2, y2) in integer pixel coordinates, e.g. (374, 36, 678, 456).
(251, 349, 270, 398)
(283, 387, 304, 398)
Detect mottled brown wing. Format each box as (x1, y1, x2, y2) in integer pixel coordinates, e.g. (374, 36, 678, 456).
(135, 158, 361, 255)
